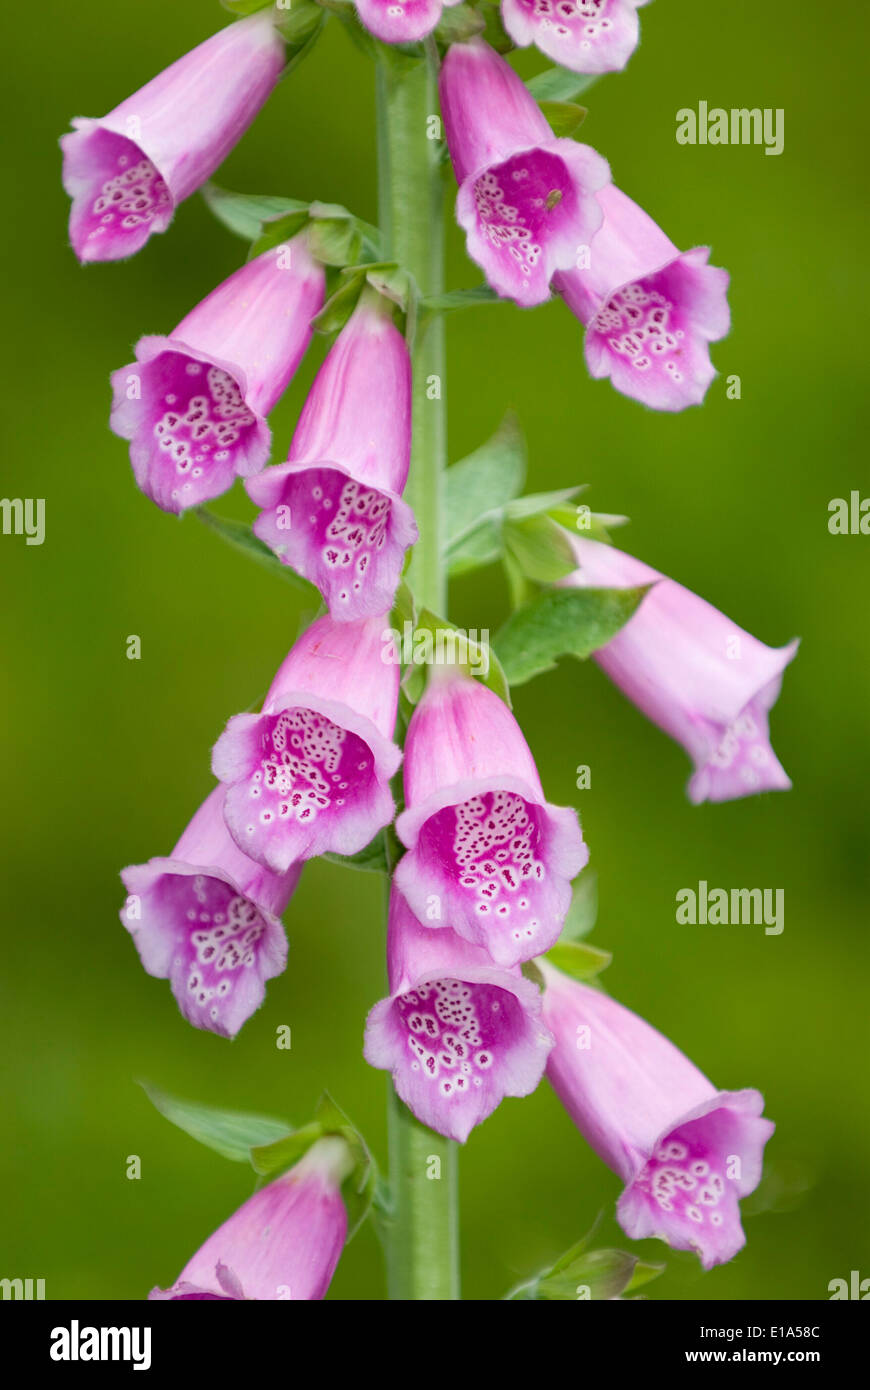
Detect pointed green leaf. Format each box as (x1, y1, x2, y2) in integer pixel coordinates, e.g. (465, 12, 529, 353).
(505, 486, 585, 521)
(311, 269, 368, 334)
(538, 1248, 640, 1301)
(321, 831, 390, 874)
(141, 1083, 292, 1163)
(525, 66, 601, 103)
(400, 608, 512, 708)
(195, 508, 318, 596)
(539, 100, 588, 138)
(421, 285, 503, 311)
(559, 871, 598, 941)
(549, 502, 630, 542)
(446, 413, 526, 571)
(201, 184, 309, 242)
(545, 940, 612, 981)
(248, 208, 313, 259)
(623, 1260, 666, 1295)
(503, 513, 579, 584)
(494, 584, 652, 686)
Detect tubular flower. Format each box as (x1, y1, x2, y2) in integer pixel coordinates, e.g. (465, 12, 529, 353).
(439, 39, 610, 307)
(540, 962, 775, 1269)
(248, 292, 417, 621)
(502, 0, 651, 76)
(109, 237, 325, 514)
(355, 0, 462, 44)
(561, 535, 797, 803)
(394, 669, 588, 968)
(364, 888, 554, 1142)
(212, 615, 402, 873)
(554, 184, 730, 410)
(150, 1136, 351, 1300)
(120, 786, 300, 1038)
(60, 12, 285, 263)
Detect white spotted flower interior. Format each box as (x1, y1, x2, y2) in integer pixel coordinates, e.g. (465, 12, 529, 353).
(212, 615, 402, 873)
(555, 184, 730, 410)
(560, 535, 798, 803)
(120, 786, 300, 1039)
(248, 292, 417, 622)
(364, 889, 554, 1142)
(502, 0, 651, 77)
(394, 669, 588, 968)
(108, 237, 325, 513)
(540, 963, 775, 1269)
(355, 0, 462, 44)
(438, 39, 610, 307)
(60, 12, 285, 262)
(150, 1137, 351, 1301)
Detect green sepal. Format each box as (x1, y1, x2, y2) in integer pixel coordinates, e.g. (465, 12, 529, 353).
(506, 1231, 663, 1301)
(252, 1093, 377, 1239)
(475, 0, 514, 53)
(399, 607, 512, 709)
(503, 512, 579, 584)
(421, 284, 502, 311)
(539, 100, 588, 138)
(549, 502, 630, 542)
(311, 262, 410, 335)
(434, 3, 485, 44)
(273, 0, 327, 50)
(248, 208, 313, 259)
(545, 939, 612, 982)
(494, 584, 653, 686)
(445, 413, 526, 576)
(558, 870, 598, 942)
(525, 65, 601, 103)
(195, 507, 318, 597)
(321, 831, 390, 874)
(141, 1083, 293, 1163)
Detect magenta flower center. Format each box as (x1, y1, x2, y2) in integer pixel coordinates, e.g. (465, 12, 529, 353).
(514, 0, 615, 44)
(151, 356, 255, 478)
(473, 150, 576, 282)
(589, 280, 686, 382)
(79, 133, 172, 255)
(281, 469, 393, 609)
(632, 1132, 735, 1236)
(422, 791, 548, 946)
(244, 706, 374, 833)
(396, 979, 520, 1098)
(161, 873, 269, 1026)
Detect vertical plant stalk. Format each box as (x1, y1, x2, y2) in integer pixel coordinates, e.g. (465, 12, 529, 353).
(376, 48, 460, 1301)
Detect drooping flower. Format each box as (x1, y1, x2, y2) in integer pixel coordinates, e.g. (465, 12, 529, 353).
(560, 535, 798, 803)
(394, 669, 588, 968)
(540, 962, 775, 1269)
(212, 615, 402, 873)
(248, 291, 416, 621)
(150, 1136, 351, 1300)
(120, 786, 300, 1038)
(109, 237, 325, 514)
(364, 888, 553, 1142)
(60, 12, 285, 263)
(502, 0, 650, 76)
(355, 0, 462, 44)
(439, 39, 610, 307)
(554, 184, 730, 409)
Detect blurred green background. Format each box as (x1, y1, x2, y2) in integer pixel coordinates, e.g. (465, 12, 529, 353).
(1, 0, 867, 1301)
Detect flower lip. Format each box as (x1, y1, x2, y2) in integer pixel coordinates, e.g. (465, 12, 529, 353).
(259, 687, 403, 783)
(396, 771, 543, 851)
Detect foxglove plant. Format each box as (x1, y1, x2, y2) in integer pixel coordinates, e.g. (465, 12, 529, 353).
(60, 11, 286, 262)
(109, 237, 326, 512)
(248, 290, 417, 620)
(212, 615, 402, 872)
(502, 0, 651, 76)
(554, 184, 730, 410)
(394, 668, 588, 967)
(150, 1136, 352, 1300)
(70, 0, 795, 1301)
(439, 39, 611, 306)
(120, 786, 300, 1038)
(561, 534, 798, 802)
(540, 962, 775, 1269)
(364, 887, 553, 1141)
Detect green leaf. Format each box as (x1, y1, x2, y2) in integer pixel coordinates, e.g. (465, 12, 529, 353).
(494, 584, 652, 686)
(549, 502, 630, 542)
(623, 1260, 666, 1295)
(545, 940, 612, 982)
(559, 870, 598, 941)
(503, 513, 579, 584)
(400, 608, 512, 708)
(445, 414, 526, 575)
(539, 100, 588, 138)
(306, 204, 363, 268)
(321, 831, 390, 874)
(311, 269, 367, 334)
(274, 0, 327, 50)
(142, 1084, 292, 1163)
(201, 184, 309, 242)
(195, 508, 318, 597)
(435, 3, 485, 42)
(525, 66, 601, 103)
(421, 285, 502, 311)
(538, 1248, 641, 1301)
(504, 486, 585, 521)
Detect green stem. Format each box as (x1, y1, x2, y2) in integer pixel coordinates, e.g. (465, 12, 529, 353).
(376, 50, 459, 1301)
